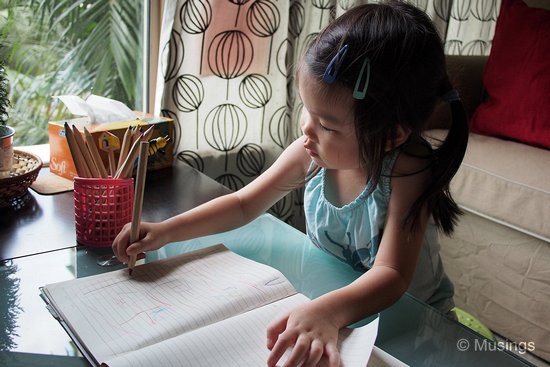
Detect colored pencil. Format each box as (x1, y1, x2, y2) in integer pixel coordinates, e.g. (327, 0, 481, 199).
(128, 141, 149, 275)
(83, 127, 108, 178)
(117, 126, 132, 172)
(114, 134, 141, 179)
(64, 122, 91, 178)
(142, 125, 155, 142)
(72, 125, 100, 178)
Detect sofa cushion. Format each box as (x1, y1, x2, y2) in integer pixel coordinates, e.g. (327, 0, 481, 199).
(427, 130, 550, 242)
(439, 211, 550, 361)
(470, 0, 550, 149)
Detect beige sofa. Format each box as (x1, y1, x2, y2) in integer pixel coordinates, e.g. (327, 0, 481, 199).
(427, 55, 550, 362)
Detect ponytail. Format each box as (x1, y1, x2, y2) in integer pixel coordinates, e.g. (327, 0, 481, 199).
(405, 81, 469, 235)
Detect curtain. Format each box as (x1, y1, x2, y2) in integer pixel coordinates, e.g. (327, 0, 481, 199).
(153, 0, 499, 232)
(446, 0, 501, 55)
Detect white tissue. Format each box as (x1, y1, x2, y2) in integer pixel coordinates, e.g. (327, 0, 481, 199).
(55, 94, 137, 124)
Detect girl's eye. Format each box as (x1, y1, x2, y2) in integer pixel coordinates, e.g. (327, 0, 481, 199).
(320, 124, 335, 133)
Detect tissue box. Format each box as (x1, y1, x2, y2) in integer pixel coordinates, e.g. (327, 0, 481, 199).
(48, 115, 174, 180)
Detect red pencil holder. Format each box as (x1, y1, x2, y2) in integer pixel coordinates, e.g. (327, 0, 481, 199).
(74, 177, 134, 247)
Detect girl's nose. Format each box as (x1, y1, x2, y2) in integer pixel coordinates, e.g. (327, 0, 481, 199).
(300, 112, 316, 140)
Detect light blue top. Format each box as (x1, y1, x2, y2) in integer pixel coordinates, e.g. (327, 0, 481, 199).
(304, 149, 455, 313)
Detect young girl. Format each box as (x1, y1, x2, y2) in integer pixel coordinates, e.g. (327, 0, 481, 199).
(113, 2, 468, 366)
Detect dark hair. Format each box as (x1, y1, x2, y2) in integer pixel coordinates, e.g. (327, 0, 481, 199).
(304, 1, 468, 235)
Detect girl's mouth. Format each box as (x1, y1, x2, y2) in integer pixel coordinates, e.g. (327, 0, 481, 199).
(303, 137, 319, 157)
(305, 147, 318, 157)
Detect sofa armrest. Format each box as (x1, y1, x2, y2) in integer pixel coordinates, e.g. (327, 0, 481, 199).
(425, 55, 488, 130)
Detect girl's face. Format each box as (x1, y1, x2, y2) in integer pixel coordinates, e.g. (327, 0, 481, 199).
(298, 65, 362, 171)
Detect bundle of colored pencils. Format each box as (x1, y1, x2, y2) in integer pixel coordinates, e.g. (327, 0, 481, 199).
(63, 123, 154, 179)
(65, 123, 152, 275)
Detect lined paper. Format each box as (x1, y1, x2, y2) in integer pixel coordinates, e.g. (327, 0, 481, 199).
(105, 294, 379, 367)
(368, 346, 409, 367)
(42, 245, 297, 364)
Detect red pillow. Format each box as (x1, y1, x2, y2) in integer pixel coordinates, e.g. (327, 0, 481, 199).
(470, 0, 550, 149)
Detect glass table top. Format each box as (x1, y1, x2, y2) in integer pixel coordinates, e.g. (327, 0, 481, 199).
(0, 214, 534, 366)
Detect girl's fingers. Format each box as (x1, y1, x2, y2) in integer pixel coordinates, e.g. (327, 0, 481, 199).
(266, 313, 289, 350)
(127, 240, 145, 255)
(282, 335, 310, 367)
(112, 223, 131, 261)
(125, 224, 153, 255)
(303, 339, 324, 367)
(267, 330, 296, 367)
(325, 343, 341, 367)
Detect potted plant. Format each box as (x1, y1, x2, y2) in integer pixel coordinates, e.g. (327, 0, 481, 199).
(0, 58, 15, 178)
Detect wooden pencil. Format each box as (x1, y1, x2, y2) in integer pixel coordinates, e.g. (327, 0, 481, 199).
(128, 141, 149, 275)
(114, 134, 142, 179)
(142, 125, 155, 142)
(131, 126, 142, 145)
(64, 122, 91, 178)
(117, 126, 132, 172)
(99, 132, 120, 176)
(72, 125, 100, 178)
(83, 127, 108, 178)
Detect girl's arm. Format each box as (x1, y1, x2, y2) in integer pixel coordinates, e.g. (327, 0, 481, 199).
(162, 136, 311, 242)
(267, 151, 431, 366)
(112, 137, 311, 261)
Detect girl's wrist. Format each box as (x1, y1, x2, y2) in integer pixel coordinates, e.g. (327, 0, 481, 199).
(316, 285, 369, 328)
(312, 292, 352, 329)
(158, 218, 179, 245)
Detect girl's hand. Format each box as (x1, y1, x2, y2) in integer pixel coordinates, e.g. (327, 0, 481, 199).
(266, 301, 341, 367)
(112, 221, 167, 262)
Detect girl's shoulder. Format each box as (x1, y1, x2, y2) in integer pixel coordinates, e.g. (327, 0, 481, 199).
(392, 135, 434, 179)
(390, 135, 433, 200)
(266, 136, 312, 185)
(283, 136, 314, 172)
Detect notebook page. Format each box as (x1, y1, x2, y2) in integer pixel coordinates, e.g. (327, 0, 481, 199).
(42, 245, 296, 364)
(105, 294, 379, 367)
(367, 346, 409, 367)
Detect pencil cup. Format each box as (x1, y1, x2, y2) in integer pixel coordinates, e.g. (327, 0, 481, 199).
(74, 177, 134, 247)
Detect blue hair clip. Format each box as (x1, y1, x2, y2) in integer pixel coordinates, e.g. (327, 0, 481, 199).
(353, 57, 370, 100)
(323, 44, 349, 84)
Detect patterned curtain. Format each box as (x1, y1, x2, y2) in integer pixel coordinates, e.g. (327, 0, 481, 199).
(153, 0, 499, 232)
(446, 0, 501, 55)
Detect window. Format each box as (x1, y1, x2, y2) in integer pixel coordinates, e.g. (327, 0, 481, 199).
(0, 0, 148, 146)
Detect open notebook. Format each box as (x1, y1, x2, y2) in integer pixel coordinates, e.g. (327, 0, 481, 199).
(40, 244, 379, 366)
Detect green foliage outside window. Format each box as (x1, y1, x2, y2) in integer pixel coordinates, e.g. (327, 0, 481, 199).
(0, 0, 144, 145)
(0, 58, 9, 126)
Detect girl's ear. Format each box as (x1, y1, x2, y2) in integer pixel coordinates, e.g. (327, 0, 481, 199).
(385, 125, 411, 151)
